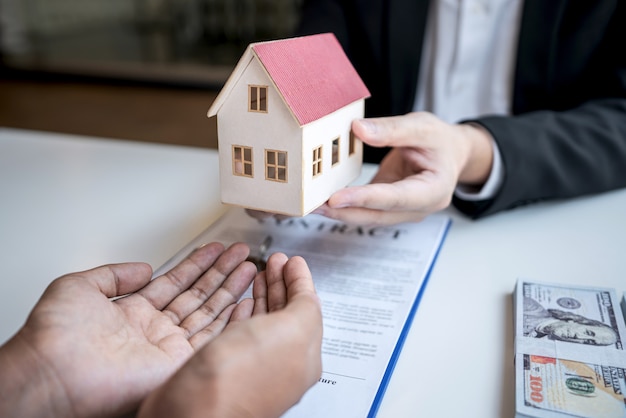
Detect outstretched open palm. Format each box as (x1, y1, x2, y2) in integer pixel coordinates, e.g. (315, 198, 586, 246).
(10, 242, 257, 417)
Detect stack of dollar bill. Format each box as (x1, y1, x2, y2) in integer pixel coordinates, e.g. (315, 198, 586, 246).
(514, 280, 626, 418)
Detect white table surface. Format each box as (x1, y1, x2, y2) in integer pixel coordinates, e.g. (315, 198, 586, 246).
(1, 127, 625, 418)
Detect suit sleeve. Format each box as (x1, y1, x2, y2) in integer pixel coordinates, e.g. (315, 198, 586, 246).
(455, 99, 626, 217)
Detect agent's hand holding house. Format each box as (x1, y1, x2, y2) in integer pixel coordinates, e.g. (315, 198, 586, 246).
(311, 113, 496, 226)
(249, 112, 495, 226)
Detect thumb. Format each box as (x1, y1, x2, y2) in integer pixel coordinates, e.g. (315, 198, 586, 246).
(283, 257, 322, 321)
(352, 112, 435, 148)
(283, 257, 319, 304)
(82, 262, 153, 298)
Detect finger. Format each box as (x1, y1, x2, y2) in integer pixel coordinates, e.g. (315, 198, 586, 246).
(138, 242, 226, 309)
(245, 209, 294, 223)
(353, 113, 433, 148)
(72, 262, 153, 298)
(315, 205, 428, 226)
(162, 242, 253, 323)
(245, 208, 274, 220)
(187, 303, 238, 349)
(178, 260, 256, 337)
(252, 271, 269, 315)
(327, 177, 438, 212)
(230, 298, 254, 322)
(283, 256, 317, 302)
(282, 256, 323, 327)
(266, 252, 289, 312)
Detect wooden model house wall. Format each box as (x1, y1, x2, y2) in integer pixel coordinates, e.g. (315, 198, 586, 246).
(207, 33, 370, 216)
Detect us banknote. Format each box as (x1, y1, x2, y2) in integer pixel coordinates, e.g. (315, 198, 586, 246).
(516, 354, 626, 418)
(514, 280, 626, 418)
(515, 280, 626, 350)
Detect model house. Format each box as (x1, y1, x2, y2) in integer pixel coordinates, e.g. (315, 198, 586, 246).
(207, 32, 370, 216)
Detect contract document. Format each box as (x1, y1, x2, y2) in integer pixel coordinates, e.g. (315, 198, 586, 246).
(155, 208, 451, 417)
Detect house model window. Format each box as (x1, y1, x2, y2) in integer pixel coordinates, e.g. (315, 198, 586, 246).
(332, 137, 340, 166)
(312, 146, 323, 177)
(233, 145, 253, 177)
(349, 131, 356, 156)
(266, 149, 287, 182)
(249, 85, 268, 112)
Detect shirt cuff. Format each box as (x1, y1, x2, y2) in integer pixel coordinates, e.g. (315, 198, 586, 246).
(454, 138, 504, 201)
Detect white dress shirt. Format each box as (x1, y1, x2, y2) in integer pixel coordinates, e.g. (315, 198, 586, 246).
(412, 0, 524, 200)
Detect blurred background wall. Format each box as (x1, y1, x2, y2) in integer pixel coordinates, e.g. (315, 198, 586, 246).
(0, 0, 303, 147)
(1, 0, 302, 86)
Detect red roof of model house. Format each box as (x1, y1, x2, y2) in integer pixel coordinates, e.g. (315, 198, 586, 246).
(208, 33, 370, 126)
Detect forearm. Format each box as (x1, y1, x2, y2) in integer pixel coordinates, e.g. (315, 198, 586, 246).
(139, 375, 257, 418)
(0, 333, 71, 418)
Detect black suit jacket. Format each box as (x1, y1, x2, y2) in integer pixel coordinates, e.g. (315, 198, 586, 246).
(297, 0, 626, 218)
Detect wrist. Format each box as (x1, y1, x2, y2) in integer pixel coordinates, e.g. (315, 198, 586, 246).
(457, 123, 494, 186)
(0, 332, 72, 418)
(138, 346, 256, 418)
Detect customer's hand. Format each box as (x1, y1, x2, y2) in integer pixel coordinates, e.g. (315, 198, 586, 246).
(0, 242, 257, 418)
(313, 112, 494, 225)
(138, 252, 323, 418)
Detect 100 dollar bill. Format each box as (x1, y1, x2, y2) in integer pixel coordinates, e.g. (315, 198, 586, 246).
(514, 280, 626, 418)
(515, 280, 626, 350)
(516, 354, 626, 418)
